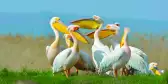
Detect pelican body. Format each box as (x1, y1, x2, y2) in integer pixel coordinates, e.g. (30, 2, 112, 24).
(79, 15, 131, 77)
(71, 15, 131, 77)
(46, 17, 65, 67)
(52, 25, 88, 78)
(98, 28, 131, 77)
(108, 23, 149, 75)
(64, 34, 95, 73)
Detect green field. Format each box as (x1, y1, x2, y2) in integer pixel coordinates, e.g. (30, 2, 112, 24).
(0, 68, 168, 84)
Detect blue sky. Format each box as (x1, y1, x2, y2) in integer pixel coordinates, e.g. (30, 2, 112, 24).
(0, 0, 167, 20)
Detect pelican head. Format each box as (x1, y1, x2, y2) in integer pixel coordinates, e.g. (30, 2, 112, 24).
(93, 15, 101, 21)
(106, 24, 120, 35)
(114, 22, 120, 27)
(67, 25, 80, 32)
(149, 62, 158, 70)
(67, 25, 89, 44)
(50, 17, 61, 30)
(50, 17, 60, 25)
(149, 62, 161, 76)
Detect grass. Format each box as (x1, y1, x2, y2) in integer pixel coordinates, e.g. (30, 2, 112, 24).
(0, 68, 168, 84)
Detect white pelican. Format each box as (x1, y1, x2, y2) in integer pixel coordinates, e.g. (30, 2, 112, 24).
(149, 62, 164, 76)
(107, 23, 149, 75)
(98, 27, 131, 77)
(52, 25, 88, 78)
(46, 17, 65, 67)
(64, 34, 95, 74)
(71, 15, 130, 77)
(83, 15, 116, 72)
(71, 15, 116, 71)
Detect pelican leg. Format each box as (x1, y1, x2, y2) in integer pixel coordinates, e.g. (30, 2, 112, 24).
(68, 69, 71, 76)
(86, 68, 89, 75)
(64, 70, 69, 78)
(76, 68, 79, 75)
(113, 69, 118, 77)
(123, 67, 129, 76)
(120, 68, 124, 76)
(86, 64, 89, 75)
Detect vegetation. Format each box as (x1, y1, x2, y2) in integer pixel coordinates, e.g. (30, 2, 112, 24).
(0, 34, 167, 83)
(0, 68, 168, 84)
(0, 33, 167, 70)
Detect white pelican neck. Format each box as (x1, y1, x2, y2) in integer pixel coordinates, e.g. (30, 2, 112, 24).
(50, 24, 60, 48)
(69, 31, 79, 52)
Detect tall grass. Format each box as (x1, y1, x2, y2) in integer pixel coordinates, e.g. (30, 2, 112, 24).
(0, 33, 167, 71)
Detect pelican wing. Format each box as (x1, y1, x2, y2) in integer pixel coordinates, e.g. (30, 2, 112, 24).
(126, 46, 149, 74)
(130, 46, 148, 63)
(79, 51, 95, 69)
(92, 45, 110, 69)
(99, 49, 127, 73)
(111, 44, 149, 63)
(126, 53, 149, 74)
(71, 18, 101, 29)
(52, 48, 72, 72)
(86, 29, 116, 39)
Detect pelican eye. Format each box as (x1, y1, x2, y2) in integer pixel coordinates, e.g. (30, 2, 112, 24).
(115, 24, 120, 26)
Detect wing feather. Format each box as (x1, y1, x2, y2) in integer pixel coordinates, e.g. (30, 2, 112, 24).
(92, 45, 110, 69)
(99, 49, 127, 73)
(79, 51, 94, 68)
(126, 52, 149, 74)
(130, 46, 148, 64)
(52, 48, 72, 72)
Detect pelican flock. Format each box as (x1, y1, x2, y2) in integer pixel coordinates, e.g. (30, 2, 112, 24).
(45, 15, 165, 78)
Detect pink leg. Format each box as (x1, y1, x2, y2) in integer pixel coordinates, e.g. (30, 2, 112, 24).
(76, 68, 79, 75)
(121, 68, 125, 76)
(64, 70, 69, 78)
(113, 69, 118, 77)
(67, 69, 71, 76)
(123, 68, 129, 76)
